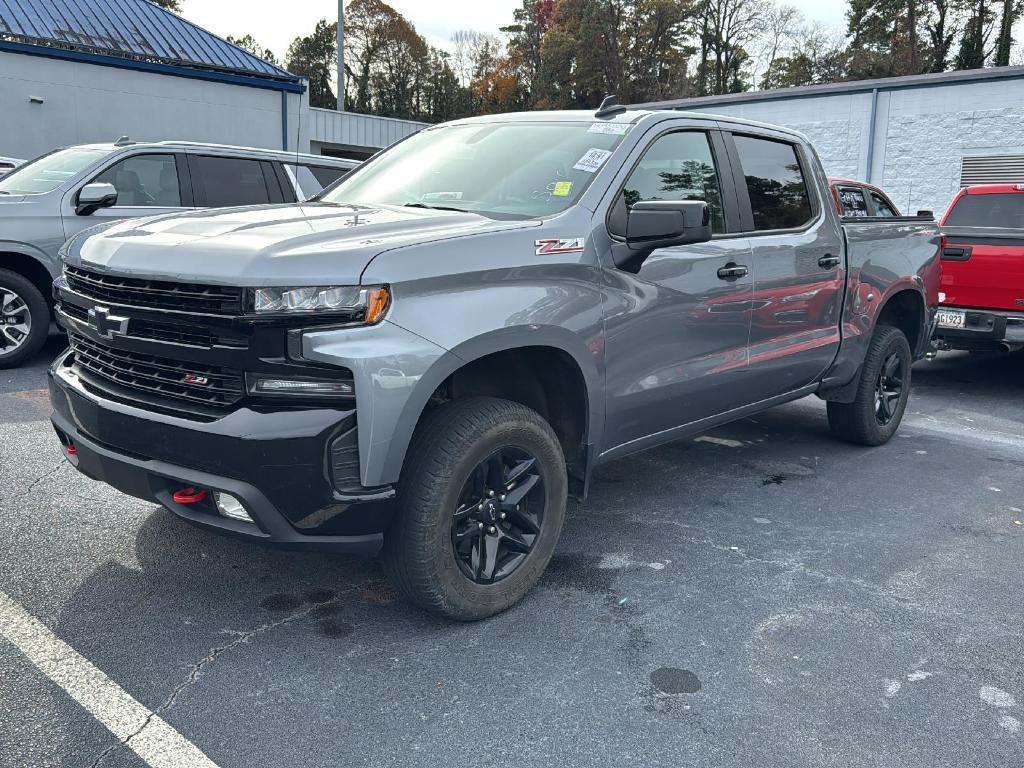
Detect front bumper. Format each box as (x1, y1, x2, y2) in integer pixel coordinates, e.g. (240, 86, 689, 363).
(48, 349, 394, 555)
(933, 306, 1024, 350)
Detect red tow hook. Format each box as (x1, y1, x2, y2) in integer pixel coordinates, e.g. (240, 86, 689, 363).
(172, 487, 208, 504)
(65, 444, 77, 456)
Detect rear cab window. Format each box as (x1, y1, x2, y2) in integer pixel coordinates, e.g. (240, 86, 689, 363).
(733, 134, 814, 231)
(869, 191, 899, 217)
(945, 193, 1024, 228)
(285, 164, 350, 201)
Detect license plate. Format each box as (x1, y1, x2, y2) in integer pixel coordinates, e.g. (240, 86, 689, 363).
(936, 309, 966, 329)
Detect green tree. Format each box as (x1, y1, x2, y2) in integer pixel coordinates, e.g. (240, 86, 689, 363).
(149, 0, 182, 11)
(285, 20, 338, 108)
(954, 0, 995, 68)
(994, 0, 1021, 65)
(847, 0, 927, 78)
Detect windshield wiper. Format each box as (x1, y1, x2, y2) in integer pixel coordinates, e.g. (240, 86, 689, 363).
(402, 202, 469, 213)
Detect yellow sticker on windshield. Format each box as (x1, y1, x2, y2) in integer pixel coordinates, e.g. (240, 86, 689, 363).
(553, 181, 573, 197)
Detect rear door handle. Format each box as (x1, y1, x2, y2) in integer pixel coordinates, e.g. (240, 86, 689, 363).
(818, 254, 842, 269)
(717, 264, 749, 280)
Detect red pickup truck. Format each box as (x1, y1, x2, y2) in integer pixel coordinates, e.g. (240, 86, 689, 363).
(934, 184, 1024, 353)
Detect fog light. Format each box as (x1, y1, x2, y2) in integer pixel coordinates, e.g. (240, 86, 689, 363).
(215, 492, 253, 523)
(249, 376, 353, 396)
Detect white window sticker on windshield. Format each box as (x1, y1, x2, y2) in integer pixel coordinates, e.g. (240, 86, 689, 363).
(573, 148, 613, 174)
(588, 123, 629, 135)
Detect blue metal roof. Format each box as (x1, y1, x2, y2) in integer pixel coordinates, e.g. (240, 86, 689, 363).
(0, 0, 299, 84)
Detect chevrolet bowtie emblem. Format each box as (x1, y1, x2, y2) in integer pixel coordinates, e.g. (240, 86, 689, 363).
(87, 306, 129, 339)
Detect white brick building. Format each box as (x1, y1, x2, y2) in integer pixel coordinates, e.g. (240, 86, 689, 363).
(639, 67, 1024, 216)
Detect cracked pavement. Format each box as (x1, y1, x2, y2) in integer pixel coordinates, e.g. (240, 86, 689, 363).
(1, 336, 1024, 767)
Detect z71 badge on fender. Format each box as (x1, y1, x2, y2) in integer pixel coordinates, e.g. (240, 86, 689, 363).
(535, 238, 585, 255)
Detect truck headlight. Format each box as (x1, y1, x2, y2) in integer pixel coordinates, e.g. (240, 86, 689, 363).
(251, 285, 389, 323)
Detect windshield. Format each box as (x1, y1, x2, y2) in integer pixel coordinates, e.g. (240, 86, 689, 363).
(0, 147, 108, 195)
(945, 193, 1024, 228)
(321, 121, 631, 218)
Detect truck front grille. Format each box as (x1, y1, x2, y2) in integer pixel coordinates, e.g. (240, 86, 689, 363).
(65, 266, 244, 316)
(69, 333, 245, 408)
(59, 302, 247, 349)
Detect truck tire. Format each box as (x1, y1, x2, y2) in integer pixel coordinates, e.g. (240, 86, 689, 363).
(0, 268, 49, 370)
(383, 396, 568, 621)
(827, 325, 912, 446)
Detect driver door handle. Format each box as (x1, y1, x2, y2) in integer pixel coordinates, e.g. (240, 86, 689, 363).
(717, 264, 749, 280)
(818, 254, 842, 269)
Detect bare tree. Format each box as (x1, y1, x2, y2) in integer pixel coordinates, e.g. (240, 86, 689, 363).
(750, 4, 802, 88)
(701, 0, 769, 94)
(451, 30, 502, 86)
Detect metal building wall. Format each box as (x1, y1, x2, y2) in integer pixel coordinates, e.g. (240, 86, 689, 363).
(0, 49, 426, 163)
(0, 50, 301, 160)
(306, 108, 425, 157)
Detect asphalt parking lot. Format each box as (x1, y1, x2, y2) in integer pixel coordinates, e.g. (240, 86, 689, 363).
(2, 335, 1023, 768)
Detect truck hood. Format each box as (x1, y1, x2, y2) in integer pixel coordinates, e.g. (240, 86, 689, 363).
(69, 203, 540, 286)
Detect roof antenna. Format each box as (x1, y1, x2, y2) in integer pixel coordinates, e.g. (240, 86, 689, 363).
(595, 95, 626, 119)
(114, 135, 132, 146)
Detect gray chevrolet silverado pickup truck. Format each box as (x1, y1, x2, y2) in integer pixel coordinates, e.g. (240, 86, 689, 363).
(48, 105, 941, 620)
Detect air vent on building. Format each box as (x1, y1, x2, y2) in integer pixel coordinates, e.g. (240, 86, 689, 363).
(960, 155, 1024, 186)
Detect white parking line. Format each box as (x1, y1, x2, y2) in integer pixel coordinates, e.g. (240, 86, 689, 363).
(0, 591, 219, 768)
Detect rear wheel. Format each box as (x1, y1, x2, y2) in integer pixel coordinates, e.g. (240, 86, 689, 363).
(827, 325, 912, 446)
(0, 268, 49, 369)
(383, 397, 567, 621)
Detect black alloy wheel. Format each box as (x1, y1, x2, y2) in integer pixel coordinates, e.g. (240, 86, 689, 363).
(451, 447, 545, 584)
(874, 350, 906, 425)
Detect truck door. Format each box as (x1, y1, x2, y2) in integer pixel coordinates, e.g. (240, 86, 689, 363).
(602, 128, 754, 452)
(724, 131, 844, 398)
(62, 153, 193, 242)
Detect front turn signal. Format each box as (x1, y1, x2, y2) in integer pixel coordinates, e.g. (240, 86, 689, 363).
(364, 286, 390, 324)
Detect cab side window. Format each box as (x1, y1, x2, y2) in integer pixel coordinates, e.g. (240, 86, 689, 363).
(615, 131, 726, 234)
(870, 191, 898, 217)
(92, 154, 181, 207)
(733, 135, 813, 231)
(838, 186, 869, 217)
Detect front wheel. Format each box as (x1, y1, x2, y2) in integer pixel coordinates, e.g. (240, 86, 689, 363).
(827, 325, 912, 446)
(0, 268, 50, 370)
(382, 397, 567, 621)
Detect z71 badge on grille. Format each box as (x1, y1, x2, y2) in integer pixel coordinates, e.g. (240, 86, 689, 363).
(182, 374, 210, 386)
(535, 238, 585, 255)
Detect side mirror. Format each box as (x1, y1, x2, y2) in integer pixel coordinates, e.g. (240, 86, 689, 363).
(916, 209, 934, 218)
(76, 183, 118, 216)
(613, 200, 712, 271)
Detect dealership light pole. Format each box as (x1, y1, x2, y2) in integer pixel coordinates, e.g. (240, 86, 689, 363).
(337, 0, 345, 112)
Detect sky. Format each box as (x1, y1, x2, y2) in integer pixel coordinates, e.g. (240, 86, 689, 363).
(180, 0, 849, 63)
